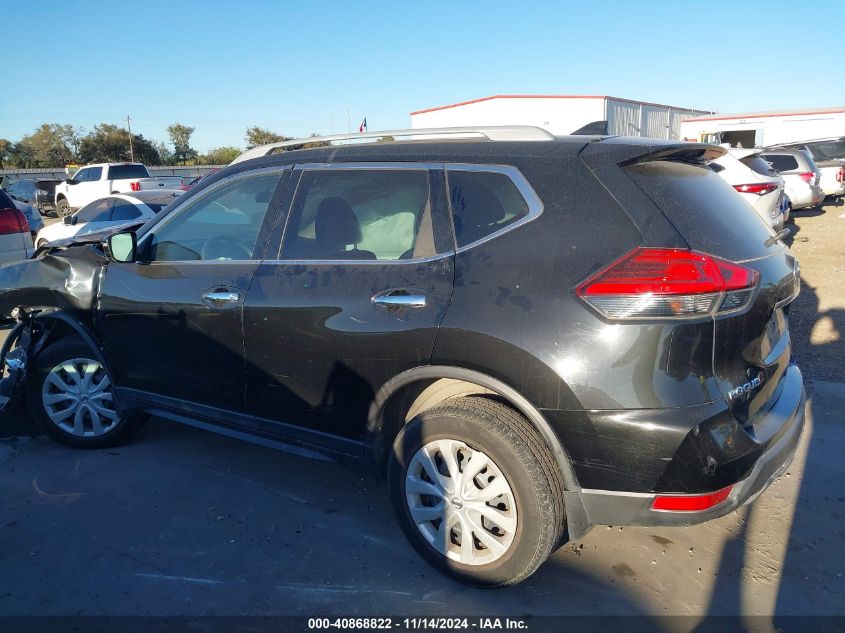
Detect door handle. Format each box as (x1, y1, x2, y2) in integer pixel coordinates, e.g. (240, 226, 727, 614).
(372, 290, 427, 310)
(202, 290, 240, 304)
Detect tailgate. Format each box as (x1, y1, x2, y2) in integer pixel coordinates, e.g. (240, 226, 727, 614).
(139, 177, 183, 190)
(624, 159, 800, 426)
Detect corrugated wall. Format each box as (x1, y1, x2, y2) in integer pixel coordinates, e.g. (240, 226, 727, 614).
(607, 98, 707, 139)
(606, 100, 642, 136)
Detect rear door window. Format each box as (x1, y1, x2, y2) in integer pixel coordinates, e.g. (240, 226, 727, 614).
(446, 168, 535, 248)
(281, 168, 436, 261)
(762, 154, 799, 172)
(110, 201, 143, 221)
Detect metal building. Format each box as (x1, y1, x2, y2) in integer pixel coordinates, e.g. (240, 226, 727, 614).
(410, 95, 711, 140)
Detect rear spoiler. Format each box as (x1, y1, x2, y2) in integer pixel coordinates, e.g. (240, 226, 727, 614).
(570, 120, 609, 135)
(579, 138, 726, 170)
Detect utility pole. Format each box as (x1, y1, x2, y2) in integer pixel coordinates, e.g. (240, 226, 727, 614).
(125, 115, 135, 162)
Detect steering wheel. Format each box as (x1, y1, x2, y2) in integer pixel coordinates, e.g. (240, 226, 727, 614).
(200, 235, 252, 260)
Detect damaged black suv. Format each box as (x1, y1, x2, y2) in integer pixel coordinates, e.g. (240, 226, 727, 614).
(0, 128, 805, 587)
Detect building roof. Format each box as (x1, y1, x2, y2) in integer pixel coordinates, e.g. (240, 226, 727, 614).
(683, 106, 845, 123)
(410, 94, 708, 116)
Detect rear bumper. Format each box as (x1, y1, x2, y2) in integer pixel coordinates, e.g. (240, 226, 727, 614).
(577, 365, 805, 527)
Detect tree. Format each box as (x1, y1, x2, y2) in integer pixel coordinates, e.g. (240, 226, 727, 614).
(297, 133, 330, 150)
(0, 139, 11, 169)
(79, 124, 160, 164)
(13, 124, 82, 167)
(167, 123, 197, 165)
(245, 126, 289, 149)
(200, 146, 241, 165)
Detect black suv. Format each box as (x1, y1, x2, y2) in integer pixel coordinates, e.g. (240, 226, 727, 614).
(0, 129, 805, 586)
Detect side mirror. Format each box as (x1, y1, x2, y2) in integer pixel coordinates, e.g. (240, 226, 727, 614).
(62, 215, 74, 226)
(65, 178, 77, 185)
(105, 231, 137, 263)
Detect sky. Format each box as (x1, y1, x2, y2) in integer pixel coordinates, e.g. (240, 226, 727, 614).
(3, 0, 845, 152)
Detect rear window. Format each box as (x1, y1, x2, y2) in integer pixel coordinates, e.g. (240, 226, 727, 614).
(626, 161, 778, 261)
(739, 154, 777, 177)
(805, 140, 845, 161)
(0, 190, 14, 209)
(109, 164, 150, 180)
(761, 154, 799, 172)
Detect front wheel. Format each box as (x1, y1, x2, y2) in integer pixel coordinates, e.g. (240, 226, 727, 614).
(388, 397, 566, 587)
(25, 338, 144, 449)
(56, 198, 70, 217)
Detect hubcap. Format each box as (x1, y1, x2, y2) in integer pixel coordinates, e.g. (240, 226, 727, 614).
(41, 357, 119, 437)
(405, 439, 517, 566)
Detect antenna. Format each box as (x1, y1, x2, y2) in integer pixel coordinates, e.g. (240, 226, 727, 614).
(125, 115, 135, 162)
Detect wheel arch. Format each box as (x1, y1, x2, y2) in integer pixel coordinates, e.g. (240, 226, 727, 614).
(365, 365, 580, 492)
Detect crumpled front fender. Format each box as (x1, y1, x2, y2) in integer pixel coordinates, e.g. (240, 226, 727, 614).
(0, 245, 108, 320)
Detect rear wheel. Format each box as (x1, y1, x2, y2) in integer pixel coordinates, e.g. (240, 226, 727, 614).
(388, 397, 566, 587)
(56, 198, 70, 217)
(25, 338, 144, 449)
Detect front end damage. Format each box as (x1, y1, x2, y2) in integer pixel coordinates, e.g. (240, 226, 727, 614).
(0, 242, 110, 415)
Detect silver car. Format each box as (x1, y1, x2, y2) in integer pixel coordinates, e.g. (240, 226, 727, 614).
(759, 148, 823, 211)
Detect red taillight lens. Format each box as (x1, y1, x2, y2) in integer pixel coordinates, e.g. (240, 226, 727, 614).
(576, 248, 759, 320)
(0, 207, 29, 235)
(799, 172, 815, 183)
(652, 486, 733, 512)
(130, 181, 141, 192)
(733, 182, 779, 195)
(837, 167, 844, 183)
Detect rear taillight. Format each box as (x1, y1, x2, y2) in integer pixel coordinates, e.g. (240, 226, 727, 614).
(733, 182, 779, 195)
(576, 248, 760, 320)
(130, 181, 141, 192)
(0, 207, 29, 235)
(799, 172, 815, 183)
(652, 485, 733, 512)
(837, 167, 844, 183)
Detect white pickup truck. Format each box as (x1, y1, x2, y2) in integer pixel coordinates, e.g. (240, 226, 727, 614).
(54, 163, 184, 216)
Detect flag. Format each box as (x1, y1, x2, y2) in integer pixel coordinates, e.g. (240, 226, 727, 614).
(359, 117, 367, 133)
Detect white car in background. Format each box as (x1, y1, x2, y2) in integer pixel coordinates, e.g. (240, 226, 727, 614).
(36, 190, 182, 248)
(759, 147, 823, 211)
(777, 138, 845, 198)
(711, 148, 786, 231)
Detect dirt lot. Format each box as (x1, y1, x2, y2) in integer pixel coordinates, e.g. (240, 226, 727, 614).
(0, 201, 843, 628)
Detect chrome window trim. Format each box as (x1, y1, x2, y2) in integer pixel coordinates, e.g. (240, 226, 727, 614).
(136, 166, 291, 262)
(262, 252, 453, 267)
(444, 163, 543, 254)
(293, 162, 442, 171)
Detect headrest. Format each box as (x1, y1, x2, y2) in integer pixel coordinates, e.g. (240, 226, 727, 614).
(315, 197, 363, 249)
(454, 184, 505, 224)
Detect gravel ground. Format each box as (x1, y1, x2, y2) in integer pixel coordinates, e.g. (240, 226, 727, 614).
(785, 198, 845, 380)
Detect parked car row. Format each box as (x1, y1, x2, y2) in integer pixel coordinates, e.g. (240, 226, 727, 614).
(35, 190, 183, 248)
(0, 127, 805, 587)
(773, 137, 845, 198)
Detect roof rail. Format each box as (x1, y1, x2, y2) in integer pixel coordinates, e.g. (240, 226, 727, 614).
(231, 126, 556, 165)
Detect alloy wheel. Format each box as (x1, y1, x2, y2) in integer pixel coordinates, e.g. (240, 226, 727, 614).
(405, 438, 517, 566)
(41, 357, 119, 437)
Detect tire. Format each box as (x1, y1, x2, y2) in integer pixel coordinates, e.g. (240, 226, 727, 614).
(25, 337, 144, 449)
(56, 198, 70, 217)
(388, 396, 566, 587)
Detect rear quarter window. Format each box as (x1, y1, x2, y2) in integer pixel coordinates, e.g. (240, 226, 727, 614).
(626, 161, 778, 262)
(446, 169, 532, 248)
